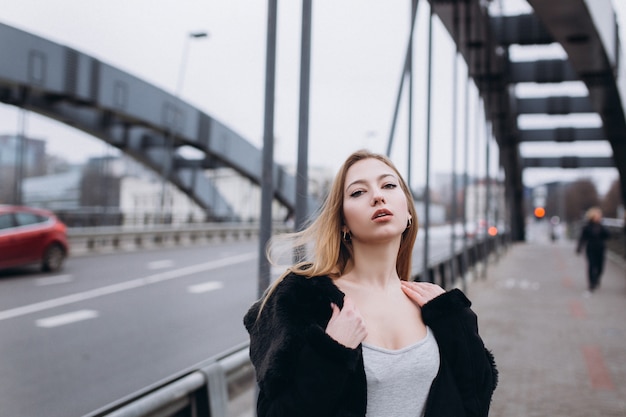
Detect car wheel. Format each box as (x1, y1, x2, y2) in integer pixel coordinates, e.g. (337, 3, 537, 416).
(42, 244, 66, 272)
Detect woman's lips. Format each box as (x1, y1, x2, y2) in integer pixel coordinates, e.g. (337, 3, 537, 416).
(372, 209, 392, 220)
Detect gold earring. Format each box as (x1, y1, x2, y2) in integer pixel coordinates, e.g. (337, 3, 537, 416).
(342, 230, 351, 242)
(407, 217, 412, 228)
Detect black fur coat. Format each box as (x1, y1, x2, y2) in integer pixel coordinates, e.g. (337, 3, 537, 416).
(243, 273, 498, 417)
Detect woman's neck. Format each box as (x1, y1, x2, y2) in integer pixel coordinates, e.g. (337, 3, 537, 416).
(343, 240, 401, 289)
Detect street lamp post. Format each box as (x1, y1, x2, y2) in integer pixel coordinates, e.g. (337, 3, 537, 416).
(158, 31, 208, 224)
(176, 31, 209, 96)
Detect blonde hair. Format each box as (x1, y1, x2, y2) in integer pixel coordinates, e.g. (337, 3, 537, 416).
(259, 150, 418, 310)
(585, 207, 602, 222)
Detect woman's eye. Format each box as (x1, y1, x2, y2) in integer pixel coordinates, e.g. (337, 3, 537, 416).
(383, 183, 397, 189)
(350, 190, 364, 198)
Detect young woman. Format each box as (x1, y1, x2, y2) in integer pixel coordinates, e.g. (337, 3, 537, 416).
(244, 150, 497, 416)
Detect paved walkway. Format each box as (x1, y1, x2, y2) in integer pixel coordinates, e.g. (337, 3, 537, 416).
(469, 239, 626, 417)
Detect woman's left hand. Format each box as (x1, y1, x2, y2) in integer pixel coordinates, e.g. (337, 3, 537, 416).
(400, 281, 445, 307)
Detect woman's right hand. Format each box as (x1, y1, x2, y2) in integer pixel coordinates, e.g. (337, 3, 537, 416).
(325, 297, 367, 349)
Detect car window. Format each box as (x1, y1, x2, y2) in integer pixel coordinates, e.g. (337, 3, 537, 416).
(0, 213, 15, 229)
(15, 212, 49, 227)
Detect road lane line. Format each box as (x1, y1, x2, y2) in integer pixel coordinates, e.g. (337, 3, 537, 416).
(36, 309, 99, 328)
(35, 275, 74, 286)
(147, 260, 175, 270)
(188, 281, 224, 294)
(0, 252, 256, 321)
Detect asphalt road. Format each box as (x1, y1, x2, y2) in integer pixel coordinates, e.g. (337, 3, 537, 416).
(0, 241, 260, 417)
(0, 230, 465, 417)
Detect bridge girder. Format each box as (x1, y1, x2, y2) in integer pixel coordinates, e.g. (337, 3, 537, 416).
(429, 0, 625, 241)
(522, 156, 614, 169)
(516, 96, 594, 115)
(518, 127, 605, 143)
(526, 0, 626, 205)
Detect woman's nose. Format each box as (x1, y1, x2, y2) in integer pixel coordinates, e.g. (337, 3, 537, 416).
(371, 193, 385, 205)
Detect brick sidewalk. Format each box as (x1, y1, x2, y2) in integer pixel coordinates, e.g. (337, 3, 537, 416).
(468, 240, 626, 417)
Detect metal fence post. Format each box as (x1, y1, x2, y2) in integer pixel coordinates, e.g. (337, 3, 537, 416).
(201, 362, 229, 417)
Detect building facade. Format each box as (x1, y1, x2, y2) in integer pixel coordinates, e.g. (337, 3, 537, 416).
(0, 134, 46, 204)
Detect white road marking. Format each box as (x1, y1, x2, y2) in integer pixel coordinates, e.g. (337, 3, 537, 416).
(0, 252, 256, 321)
(36, 309, 99, 328)
(147, 260, 175, 270)
(35, 275, 74, 286)
(188, 281, 224, 294)
(501, 278, 541, 291)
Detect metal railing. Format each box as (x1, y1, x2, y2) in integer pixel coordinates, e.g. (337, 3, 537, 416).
(84, 343, 254, 417)
(604, 219, 626, 259)
(570, 218, 625, 259)
(68, 223, 291, 256)
(415, 233, 511, 288)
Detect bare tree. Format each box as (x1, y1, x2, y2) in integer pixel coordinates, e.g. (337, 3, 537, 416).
(601, 178, 623, 218)
(564, 179, 599, 222)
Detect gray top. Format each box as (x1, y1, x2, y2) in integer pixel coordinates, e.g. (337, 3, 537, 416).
(362, 327, 440, 417)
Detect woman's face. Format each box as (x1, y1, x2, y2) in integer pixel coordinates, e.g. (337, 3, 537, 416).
(342, 158, 410, 244)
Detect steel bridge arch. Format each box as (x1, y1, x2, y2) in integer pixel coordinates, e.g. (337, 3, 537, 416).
(0, 22, 302, 221)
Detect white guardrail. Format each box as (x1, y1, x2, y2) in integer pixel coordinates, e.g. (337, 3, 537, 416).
(67, 223, 291, 256)
(83, 342, 254, 417)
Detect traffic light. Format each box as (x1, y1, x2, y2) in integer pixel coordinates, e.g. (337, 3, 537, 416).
(534, 207, 546, 219)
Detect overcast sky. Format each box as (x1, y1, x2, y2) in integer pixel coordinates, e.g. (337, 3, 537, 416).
(0, 0, 623, 194)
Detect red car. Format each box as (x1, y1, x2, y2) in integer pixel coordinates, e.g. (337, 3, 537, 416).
(0, 205, 69, 272)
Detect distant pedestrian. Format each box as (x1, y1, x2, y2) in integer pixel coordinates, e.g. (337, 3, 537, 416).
(576, 207, 610, 294)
